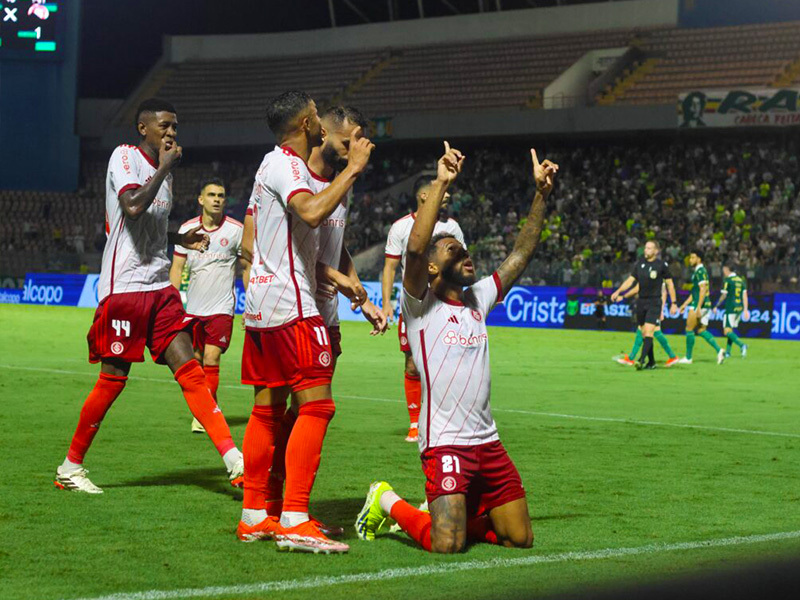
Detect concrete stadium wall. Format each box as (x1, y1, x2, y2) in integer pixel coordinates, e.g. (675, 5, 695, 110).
(165, 0, 679, 62)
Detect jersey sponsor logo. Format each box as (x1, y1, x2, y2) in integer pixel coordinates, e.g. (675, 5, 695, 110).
(244, 311, 263, 321)
(319, 350, 331, 367)
(441, 476, 457, 492)
(249, 275, 275, 285)
(110, 341, 125, 355)
(121, 149, 131, 173)
(320, 217, 346, 228)
(442, 329, 488, 347)
(290, 158, 302, 182)
(471, 309, 482, 322)
(219, 238, 229, 247)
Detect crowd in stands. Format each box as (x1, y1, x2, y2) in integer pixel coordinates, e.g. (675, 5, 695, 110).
(1, 135, 799, 291)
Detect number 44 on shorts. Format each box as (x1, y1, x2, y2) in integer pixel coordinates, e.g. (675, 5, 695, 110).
(112, 319, 131, 337)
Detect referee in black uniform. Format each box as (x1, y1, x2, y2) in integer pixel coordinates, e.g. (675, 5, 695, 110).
(611, 240, 679, 369)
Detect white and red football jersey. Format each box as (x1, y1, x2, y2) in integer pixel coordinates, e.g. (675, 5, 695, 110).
(175, 216, 243, 317)
(99, 145, 173, 302)
(313, 173, 351, 328)
(385, 213, 465, 274)
(245, 145, 320, 330)
(401, 273, 504, 450)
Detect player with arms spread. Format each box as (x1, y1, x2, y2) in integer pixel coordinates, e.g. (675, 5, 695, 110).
(356, 143, 558, 553)
(611, 240, 679, 370)
(237, 91, 374, 554)
(714, 262, 749, 358)
(55, 99, 243, 494)
(382, 180, 465, 442)
(169, 178, 249, 433)
(677, 251, 725, 365)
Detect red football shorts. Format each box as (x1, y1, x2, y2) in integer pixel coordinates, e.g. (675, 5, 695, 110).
(329, 325, 342, 357)
(242, 315, 334, 392)
(421, 441, 526, 516)
(87, 285, 194, 365)
(398, 313, 411, 353)
(191, 314, 234, 353)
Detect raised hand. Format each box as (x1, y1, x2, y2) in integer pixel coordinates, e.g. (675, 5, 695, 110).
(159, 138, 183, 170)
(180, 225, 209, 252)
(436, 141, 465, 186)
(531, 148, 558, 196)
(347, 126, 375, 174)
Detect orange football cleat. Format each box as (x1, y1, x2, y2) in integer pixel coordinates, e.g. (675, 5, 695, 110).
(665, 357, 680, 368)
(405, 427, 419, 443)
(236, 516, 283, 542)
(276, 520, 349, 554)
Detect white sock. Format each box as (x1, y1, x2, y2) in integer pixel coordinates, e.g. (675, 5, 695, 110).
(410, 422, 418, 429)
(222, 448, 242, 471)
(60, 458, 82, 473)
(379, 490, 401, 515)
(280, 511, 309, 528)
(241, 509, 267, 526)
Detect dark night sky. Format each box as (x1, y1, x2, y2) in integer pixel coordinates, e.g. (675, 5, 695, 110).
(78, 0, 599, 98)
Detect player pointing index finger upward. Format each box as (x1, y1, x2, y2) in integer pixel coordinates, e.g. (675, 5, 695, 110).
(356, 144, 559, 553)
(238, 91, 374, 554)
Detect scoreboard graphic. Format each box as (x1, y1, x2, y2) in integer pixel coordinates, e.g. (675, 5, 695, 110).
(0, 1, 62, 56)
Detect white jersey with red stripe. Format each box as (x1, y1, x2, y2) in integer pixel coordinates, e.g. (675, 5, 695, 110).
(401, 273, 504, 450)
(98, 145, 173, 302)
(313, 174, 351, 328)
(245, 145, 320, 330)
(385, 213, 465, 274)
(175, 216, 243, 317)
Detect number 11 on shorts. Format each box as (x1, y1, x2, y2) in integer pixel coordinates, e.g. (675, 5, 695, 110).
(313, 325, 329, 346)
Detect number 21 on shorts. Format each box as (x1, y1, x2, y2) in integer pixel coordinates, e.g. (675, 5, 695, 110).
(442, 455, 461, 474)
(112, 319, 131, 337)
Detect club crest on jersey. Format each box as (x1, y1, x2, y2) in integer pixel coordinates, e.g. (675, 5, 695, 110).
(400, 336, 408, 346)
(471, 309, 482, 322)
(441, 476, 457, 492)
(649, 270, 657, 279)
(110, 342, 125, 355)
(319, 351, 331, 367)
(220, 238, 229, 247)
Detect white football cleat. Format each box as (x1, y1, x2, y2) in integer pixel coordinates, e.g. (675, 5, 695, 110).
(742, 344, 748, 358)
(54, 466, 103, 494)
(677, 357, 693, 365)
(717, 348, 726, 365)
(191, 417, 206, 434)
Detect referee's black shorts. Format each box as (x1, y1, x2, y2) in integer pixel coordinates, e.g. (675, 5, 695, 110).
(636, 300, 662, 327)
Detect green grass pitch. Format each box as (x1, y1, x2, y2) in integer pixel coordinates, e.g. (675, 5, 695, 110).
(1, 304, 799, 600)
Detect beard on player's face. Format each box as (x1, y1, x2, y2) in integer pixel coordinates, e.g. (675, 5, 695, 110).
(438, 255, 477, 287)
(321, 140, 348, 172)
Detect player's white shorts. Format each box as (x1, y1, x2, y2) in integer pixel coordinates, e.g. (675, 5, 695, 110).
(723, 312, 741, 329)
(691, 306, 710, 327)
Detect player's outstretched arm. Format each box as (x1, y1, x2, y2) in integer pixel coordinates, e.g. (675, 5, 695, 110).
(120, 139, 182, 220)
(169, 254, 186, 290)
(292, 128, 375, 228)
(404, 142, 464, 300)
(496, 149, 558, 297)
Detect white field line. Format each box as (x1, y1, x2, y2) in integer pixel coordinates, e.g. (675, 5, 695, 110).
(65, 529, 800, 600)
(2, 364, 800, 440)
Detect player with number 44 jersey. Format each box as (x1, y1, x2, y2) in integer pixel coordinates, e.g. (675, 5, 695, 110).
(356, 142, 559, 554)
(55, 99, 243, 496)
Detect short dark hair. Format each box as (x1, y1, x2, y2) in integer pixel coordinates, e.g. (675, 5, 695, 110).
(414, 178, 433, 199)
(693, 249, 704, 260)
(135, 98, 176, 128)
(723, 260, 737, 271)
(320, 105, 368, 130)
(198, 177, 225, 195)
(427, 232, 457, 260)
(267, 91, 313, 137)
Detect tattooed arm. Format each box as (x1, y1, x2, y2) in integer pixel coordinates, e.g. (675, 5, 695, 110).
(495, 149, 559, 297)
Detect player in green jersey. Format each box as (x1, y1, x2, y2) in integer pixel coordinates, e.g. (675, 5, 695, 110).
(677, 251, 725, 365)
(714, 262, 749, 358)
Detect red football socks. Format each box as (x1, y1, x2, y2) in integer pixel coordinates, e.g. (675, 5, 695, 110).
(390, 499, 432, 551)
(242, 403, 286, 510)
(467, 514, 499, 545)
(174, 360, 235, 456)
(282, 399, 335, 513)
(203, 365, 220, 401)
(404, 373, 421, 426)
(265, 408, 297, 514)
(66, 372, 127, 464)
